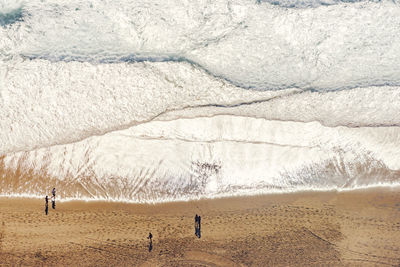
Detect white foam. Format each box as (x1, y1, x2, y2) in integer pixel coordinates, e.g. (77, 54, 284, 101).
(1, 116, 399, 202)
(0, 58, 287, 154)
(0, 0, 23, 13)
(156, 86, 400, 127)
(1, 0, 400, 89)
(1, 58, 400, 157)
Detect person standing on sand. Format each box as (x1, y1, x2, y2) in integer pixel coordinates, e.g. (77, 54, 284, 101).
(195, 214, 199, 237)
(45, 196, 49, 215)
(198, 215, 201, 238)
(147, 232, 153, 252)
(51, 187, 56, 209)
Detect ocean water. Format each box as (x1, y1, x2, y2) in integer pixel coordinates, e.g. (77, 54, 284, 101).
(0, 0, 399, 202)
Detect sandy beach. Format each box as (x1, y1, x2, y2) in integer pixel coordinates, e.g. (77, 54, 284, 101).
(0, 189, 399, 266)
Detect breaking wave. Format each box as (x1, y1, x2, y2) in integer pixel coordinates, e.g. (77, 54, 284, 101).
(0, 116, 399, 202)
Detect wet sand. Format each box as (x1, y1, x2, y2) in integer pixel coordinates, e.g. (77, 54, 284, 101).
(0, 189, 399, 266)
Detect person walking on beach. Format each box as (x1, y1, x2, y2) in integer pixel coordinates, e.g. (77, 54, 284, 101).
(195, 214, 199, 237)
(148, 232, 153, 252)
(45, 196, 49, 215)
(198, 215, 201, 238)
(51, 187, 56, 209)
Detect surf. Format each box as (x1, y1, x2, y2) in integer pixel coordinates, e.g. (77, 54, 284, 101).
(1, 116, 399, 203)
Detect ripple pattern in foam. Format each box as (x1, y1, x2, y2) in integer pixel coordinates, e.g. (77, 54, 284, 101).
(156, 86, 400, 127)
(2, 58, 400, 156)
(0, 59, 289, 154)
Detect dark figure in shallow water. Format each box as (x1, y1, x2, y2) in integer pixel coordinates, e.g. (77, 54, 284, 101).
(45, 196, 49, 215)
(148, 232, 153, 252)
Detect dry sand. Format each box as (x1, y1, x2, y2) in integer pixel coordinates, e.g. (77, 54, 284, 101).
(0, 189, 399, 266)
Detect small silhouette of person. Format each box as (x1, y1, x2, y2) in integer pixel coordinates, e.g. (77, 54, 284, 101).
(45, 196, 49, 215)
(52, 188, 56, 209)
(195, 214, 199, 236)
(147, 232, 153, 252)
(198, 215, 201, 238)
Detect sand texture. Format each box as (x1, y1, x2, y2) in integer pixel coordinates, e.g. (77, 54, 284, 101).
(0, 190, 399, 266)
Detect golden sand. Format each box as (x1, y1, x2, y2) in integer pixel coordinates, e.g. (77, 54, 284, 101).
(0, 189, 399, 266)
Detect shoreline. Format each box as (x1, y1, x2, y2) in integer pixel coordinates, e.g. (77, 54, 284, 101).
(1, 184, 399, 205)
(0, 189, 399, 266)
